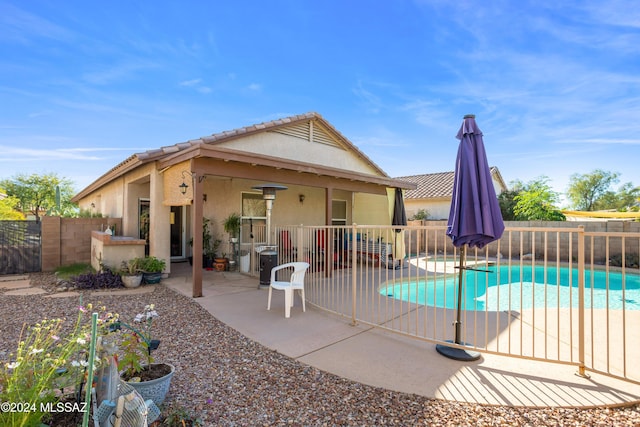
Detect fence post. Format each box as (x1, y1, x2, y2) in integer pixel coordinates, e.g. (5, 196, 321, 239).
(297, 224, 304, 262)
(351, 223, 358, 326)
(576, 225, 589, 377)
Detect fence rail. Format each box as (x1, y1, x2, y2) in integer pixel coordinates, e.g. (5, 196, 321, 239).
(271, 224, 640, 385)
(0, 220, 41, 274)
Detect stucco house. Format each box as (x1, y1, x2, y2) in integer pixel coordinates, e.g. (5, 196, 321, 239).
(396, 167, 507, 220)
(72, 112, 415, 296)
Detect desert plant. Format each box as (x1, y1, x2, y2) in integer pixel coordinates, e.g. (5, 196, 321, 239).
(163, 406, 204, 426)
(138, 256, 166, 273)
(113, 304, 161, 380)
(118, 257, 143, 276)
(73, 268, 123, 289)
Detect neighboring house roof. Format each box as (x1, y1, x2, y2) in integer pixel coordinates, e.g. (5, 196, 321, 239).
(396, 167, 507, 200)
(72, 112, 416, 202)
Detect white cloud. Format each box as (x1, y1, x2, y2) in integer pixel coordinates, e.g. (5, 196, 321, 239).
(179, 78, 211, 94)
(180, 78, 202, 87)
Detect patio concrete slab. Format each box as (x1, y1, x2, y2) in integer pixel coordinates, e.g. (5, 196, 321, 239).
(45, 291, 81, 298)
(4, 286, 48, 296)
(0, 278, 31, 290)
(0, 274, 29, 282)
(163, 263, 640, 408)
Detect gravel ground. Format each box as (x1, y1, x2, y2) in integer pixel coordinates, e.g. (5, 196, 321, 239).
(1, 274, 639, 426)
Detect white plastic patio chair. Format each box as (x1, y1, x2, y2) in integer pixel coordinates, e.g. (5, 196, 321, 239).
(267, 261, 310, 318)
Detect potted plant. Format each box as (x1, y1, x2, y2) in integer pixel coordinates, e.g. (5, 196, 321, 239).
(214, 252, 229, 271)
(139, 256, 166, 284)
(118, 257, 144, 288)
(223, 212, 241, 242)
(114, 304, 175, 406)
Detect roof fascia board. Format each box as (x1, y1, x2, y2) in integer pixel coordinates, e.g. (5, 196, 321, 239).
(71, 157, 143, 202)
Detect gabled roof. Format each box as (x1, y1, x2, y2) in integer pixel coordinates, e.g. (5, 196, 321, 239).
(396, 167, 507, 200)
(73, 112, 415, 201)
(135, 112, 388, 176)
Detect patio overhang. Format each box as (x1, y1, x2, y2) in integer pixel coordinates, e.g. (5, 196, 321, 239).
(157, 144, 416, 195)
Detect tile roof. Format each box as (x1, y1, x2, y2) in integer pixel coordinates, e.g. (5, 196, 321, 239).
(396, 171, 455, 199)
(397, 167, 504, 199)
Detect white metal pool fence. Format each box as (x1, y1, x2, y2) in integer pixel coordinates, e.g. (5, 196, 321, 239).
(261, 224, 640, 385)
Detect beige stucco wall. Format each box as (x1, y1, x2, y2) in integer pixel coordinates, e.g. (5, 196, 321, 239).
(150, 169, 170, 268)
(191, 178, 355, 247)
(90, 231, 145, 271)
(405, 198, 450, 220)
(163, 161, 193, 206)
(216, 131, 380, 175)
(353, 193, 391, 225)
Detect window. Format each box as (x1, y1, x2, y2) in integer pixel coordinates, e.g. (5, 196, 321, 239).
(241, 192, 266, 243)
(332, 200, 347, 225)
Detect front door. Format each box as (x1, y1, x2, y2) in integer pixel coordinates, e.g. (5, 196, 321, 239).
(139, 199, 150, 256)
(170, 206, 186, 259)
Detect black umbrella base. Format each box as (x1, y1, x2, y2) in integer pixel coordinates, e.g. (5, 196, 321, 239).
(436, 341, 481, 361)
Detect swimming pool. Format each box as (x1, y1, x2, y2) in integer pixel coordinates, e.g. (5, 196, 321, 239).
(382, 264, 640, 311)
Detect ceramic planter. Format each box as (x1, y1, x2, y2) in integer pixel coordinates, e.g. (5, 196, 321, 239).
(125, 363, 175, 406)
(142, 271, 162, 284)
(121, 274, 143, 288)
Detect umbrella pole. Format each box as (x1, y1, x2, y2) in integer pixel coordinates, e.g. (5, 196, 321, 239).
(435, 245, 481, 361)
(454, 245, 465, 344)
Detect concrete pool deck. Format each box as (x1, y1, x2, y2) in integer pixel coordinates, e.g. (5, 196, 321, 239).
(4, 265, 638, 408)
(161, 262, 640, 409)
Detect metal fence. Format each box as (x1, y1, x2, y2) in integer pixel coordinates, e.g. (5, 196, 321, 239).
(0, 220, 42, 274)
(272, 224, 640, 385)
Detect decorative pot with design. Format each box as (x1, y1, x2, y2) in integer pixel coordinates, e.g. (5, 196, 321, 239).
(124, 363, 175, 406)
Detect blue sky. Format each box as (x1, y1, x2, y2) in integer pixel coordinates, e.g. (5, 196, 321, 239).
(1, 1, 639, 207)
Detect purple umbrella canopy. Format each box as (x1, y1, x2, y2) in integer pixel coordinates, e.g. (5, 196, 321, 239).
(446, 115, 505, 249)
(438, 115, 505, 361)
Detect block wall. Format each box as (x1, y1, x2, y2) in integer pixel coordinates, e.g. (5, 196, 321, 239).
(41, 217, 123, 271)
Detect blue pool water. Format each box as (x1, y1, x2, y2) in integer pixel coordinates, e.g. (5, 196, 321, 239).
(382, 265, 640, 311)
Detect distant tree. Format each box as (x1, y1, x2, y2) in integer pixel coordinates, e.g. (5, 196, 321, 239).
(0, 173, 76, 221)
(513, 176, 565, 221)
(597, 182, 640, 211)
(410, 209, 430, 221)
(566, 170, 620, 211)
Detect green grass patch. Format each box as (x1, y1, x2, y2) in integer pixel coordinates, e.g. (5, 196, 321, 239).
(54, 263, 94, 280)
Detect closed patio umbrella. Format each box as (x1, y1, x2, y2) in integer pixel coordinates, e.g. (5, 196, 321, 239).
(436, 114, 505, 361)
(391, 188, 407, 267)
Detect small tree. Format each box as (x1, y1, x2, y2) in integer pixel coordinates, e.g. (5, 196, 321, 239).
(0, 173, 76, 221)
(513, 176, 565, 221)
